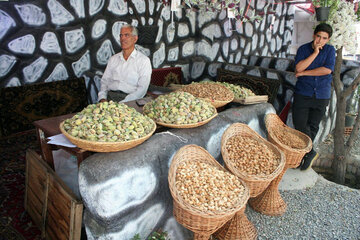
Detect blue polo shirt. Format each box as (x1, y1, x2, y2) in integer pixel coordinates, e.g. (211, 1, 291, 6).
(294, 42, 336, 99)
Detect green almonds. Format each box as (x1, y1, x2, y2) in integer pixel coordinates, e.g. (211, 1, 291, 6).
(63, 101, 155, 142)
(143, 91, 216, 124)
(219, 82, 255, 100)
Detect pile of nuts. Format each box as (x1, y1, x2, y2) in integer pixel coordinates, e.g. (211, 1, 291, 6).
(272, 127, 307, 149)
(143, 91, 216, 124)
(180, 82, 234, 102)
(62, 101, 155, 142)
(219, 82, 256, 100)
(225, 135, 280, 175)
(176, 161, 246, 213)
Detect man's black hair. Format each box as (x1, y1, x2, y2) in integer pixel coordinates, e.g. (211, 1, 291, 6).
(314, 23, 333, 38)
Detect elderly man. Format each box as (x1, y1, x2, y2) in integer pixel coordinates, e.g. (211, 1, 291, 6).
(98, 24, 152, 103)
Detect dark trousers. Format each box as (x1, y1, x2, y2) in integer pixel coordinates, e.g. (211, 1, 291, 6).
(292, 93, 329, 141)
(107, 90, 127, 102)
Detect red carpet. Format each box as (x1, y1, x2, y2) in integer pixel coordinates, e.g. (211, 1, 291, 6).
(0, 130, 41, 239)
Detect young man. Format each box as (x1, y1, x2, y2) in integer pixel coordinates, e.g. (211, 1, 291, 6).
(98, 24, 152, 103)
(293, 23, 336, 171)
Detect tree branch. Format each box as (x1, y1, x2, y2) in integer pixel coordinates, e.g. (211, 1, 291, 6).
(346, 96, 360, 155)
(343, 71, 360, 98)
(333, 48, 343, 96)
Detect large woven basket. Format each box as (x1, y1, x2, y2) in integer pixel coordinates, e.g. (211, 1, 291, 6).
(221, 123, 285, 198)
(168, 145, 250, 239)
(200, 97, 233, 108)
(265, 113, 312, 168)
(59, 120, 156, 152)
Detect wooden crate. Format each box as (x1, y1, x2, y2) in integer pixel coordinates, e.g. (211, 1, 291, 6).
(25, 149, 83, 240)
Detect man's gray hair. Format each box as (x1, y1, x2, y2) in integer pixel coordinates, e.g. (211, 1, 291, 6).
(121, 24, 138, 36)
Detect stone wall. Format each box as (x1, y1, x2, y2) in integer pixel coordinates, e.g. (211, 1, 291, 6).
(0, 0, 295, 103)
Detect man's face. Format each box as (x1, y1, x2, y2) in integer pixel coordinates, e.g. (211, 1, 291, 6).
(313, 31, 330, 47)
(120, 27, 137, 50)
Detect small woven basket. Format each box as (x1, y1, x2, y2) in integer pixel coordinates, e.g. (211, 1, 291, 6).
(265, 113, 312, 168)
(200, 98, 233, 108)
(59, 121, 156, 152)
(221, 123, 285, 198)
(168, 145, 250, 239)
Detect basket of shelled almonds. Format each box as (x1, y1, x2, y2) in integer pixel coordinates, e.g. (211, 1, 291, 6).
(168, 145, 249, 240)
(179, 82, 234, 108)
(221, 123, 285, 198)
(265, 113, 312, 168)
(60, 101, 156, 152)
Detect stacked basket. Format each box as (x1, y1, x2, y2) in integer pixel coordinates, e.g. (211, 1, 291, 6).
(249, 113, 312, 216)
(215, 123, 285, 240)
(168, 145, 250, 240)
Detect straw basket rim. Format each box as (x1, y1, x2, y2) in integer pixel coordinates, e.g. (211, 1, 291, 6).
(265, 113, 312, 153)
(156, 112, 218, 128)
(199, 97, 233, 108)
(59, 120, 156, 152)
(168, 144, 250, 218)
(221, 123, 286, 182)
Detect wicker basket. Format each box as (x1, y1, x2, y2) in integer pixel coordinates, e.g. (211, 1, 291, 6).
(200, 97, 233, 108)
(168, 145, 250, 239)
(265, 113, 312, 168)
(154, 112, 218, 129)
(221, 123, 285, 198)
(59, 120, 156, 152)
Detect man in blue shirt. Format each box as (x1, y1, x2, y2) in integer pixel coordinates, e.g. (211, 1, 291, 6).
(293, 23, 336, 171)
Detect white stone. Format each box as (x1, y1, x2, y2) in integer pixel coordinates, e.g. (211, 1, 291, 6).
(182, 40, 194, 57)
(223, 20, 233, 37)
(259, 34, 264, 48)
(217, 55, 224, 62)
(0, 10, 16, 41)
(276, 35, 282, 51)
(108, 0, 128, 16)
(247, 68, 261, 77)
(112, 21, 128, 46)
(149, 0, 155, 15)
(230, 38, 238, 51)
(261, 45, 268, 56)
(45, 63, 68, 82)
(135, 45, 151, 57)
(40, 32, 61, 55)
(244, 42, 251, 55)
(244, 22, 254, 37)
(225, 64, 244, 72)
(276, 2, 283, 16)
(140, 17, 146, 25)
(279, 18, 284, 35)
(198, 11, 217, 28)
(236, 20, 244, 34)
(222, 40, 229, 59)
(175, 64, 189, 82)
(0, 54, 16, 77)
(23, 56, 48, 83)
(251, 34, 258, 52)
(270, 38, 276, 53)
(148, 18, 154, 25)
(202, 24, 221, 41)
(196, 40, 219, 62)
(161, 6, 171, 21)
(47, 0, 74, 26)
(266, 27, 272, 43)
(8, 34, 35, 55)
(256, 0, 266, 10)
(70, 0, 85, 18)
(131, 19, 138, 27)
(92, 19, 107, 39)
(167, 46, 179, 62)
(6, 77, 21, 87)
(240, 36, 246, 48)
(97, 39, 115, 65)
(89, 0, 105, 16)
(273, 18, 279, 33)
(208, 63, 222, 77)
(152, 43, 165, 68)
(155, 19, 163, 43)
(235, 52, 242, 63)
(228, 54, 234, 63)
(284, 29, 292, 43)
(178, 23, 189, 37)
(129, 7, 134, 14)
(187, 11, 196, 35)
(218, 9, 226, 20)
(65, 28, 85, 54)
(133, 0, 146, 14)
(72, 50, 90, 77)
(167, 24, 175, 43)
(191, 61, 205, 79)
(15, 4, 46, 26)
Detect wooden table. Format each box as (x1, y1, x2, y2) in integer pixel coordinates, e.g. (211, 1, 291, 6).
(33, 99, 148, 169)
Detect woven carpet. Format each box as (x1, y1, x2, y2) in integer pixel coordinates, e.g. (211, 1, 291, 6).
(0, 130, 41, 240)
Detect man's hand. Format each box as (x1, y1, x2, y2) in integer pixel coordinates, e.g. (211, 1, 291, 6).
(313, 42, 324, 54)
(99, 98, 107, 103)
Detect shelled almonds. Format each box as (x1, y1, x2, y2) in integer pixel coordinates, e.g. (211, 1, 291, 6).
(272, 126, 307, 149)
(219, 82, 256, 100)
(143, 91, 216, 124)
(180, 82, 234, 101)
(176, 161, 246, 213)
(62, 101, 155, 142)
(225, 135, 280, 176)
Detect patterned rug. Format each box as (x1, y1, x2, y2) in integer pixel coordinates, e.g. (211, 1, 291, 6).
(0, 130, 41, 240)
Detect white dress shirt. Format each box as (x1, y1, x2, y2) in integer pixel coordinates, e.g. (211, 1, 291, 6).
(98, 49, 152, 102)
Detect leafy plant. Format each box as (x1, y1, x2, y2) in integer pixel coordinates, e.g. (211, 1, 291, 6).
(131, 230, 169, 240)
(312, 0, 340, 19)
(131, 234, 141, 240)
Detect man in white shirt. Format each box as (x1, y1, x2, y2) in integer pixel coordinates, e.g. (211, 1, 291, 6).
(98, 24, 152, 102)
